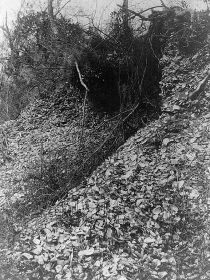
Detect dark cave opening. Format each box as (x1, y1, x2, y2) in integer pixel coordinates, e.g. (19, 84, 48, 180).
(81, 10, 170, 131)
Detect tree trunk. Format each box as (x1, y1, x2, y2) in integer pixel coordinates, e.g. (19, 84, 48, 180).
(48, 0, 58, 34)
(122, 0, 129, 30)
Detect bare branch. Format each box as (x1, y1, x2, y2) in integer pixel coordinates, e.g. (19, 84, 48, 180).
(0, 13, 14, 52)
(48, 0, 58, 34)
(160, 0, 169, 9)
(117, 4, 151, 21)
(75, 60, 89, 149)
(48, 0, 54, 18)
(55, 0, 72, 16)
(139, 6, 165, 14)
(75, 61, 89, 92)
(88, 19, 119, 46)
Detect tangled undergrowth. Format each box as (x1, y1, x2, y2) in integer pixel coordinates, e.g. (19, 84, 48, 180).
(0, 89, 128, 214)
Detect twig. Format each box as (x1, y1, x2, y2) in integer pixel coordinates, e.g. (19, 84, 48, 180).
(140, 6, 165, 14)
(55, 0, 72, 16)
(117, 5, 151, 21)
(0, 13, 14, 52)
(88, 19, 119, 46)
(40, 139, 44, 177)
(139, 57, 147, 96)
(75, 61, 89, 149)
(75, 61, 89, 92)
(160, 0, 169, 9)
(149, 36, 160, 62)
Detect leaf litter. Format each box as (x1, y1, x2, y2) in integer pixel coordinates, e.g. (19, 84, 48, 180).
(10, 103, 210, 279)
(1, 25, 210, 280)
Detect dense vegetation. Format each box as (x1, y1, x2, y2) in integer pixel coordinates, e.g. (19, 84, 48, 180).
(0, 1, 210, 279)
(0, 1, 173, 210)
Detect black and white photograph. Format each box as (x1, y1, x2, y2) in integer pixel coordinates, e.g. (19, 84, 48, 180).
(0, 0, 209, 279)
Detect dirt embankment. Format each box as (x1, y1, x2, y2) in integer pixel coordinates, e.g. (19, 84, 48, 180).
(0, 10, 210, 280)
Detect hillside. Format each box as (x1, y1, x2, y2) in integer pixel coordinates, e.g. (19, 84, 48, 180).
(0, 5, 210, 280)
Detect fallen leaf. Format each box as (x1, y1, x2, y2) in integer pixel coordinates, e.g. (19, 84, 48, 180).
(33, 237, 40, 245)
(118, 276, 127, 280)
(153, 258, 161, 267)
(37, 255, 44, 265)
(144, 237, 156, 243)
(55, 264, 63, 273)
(65, 271, 72, 278)
(102, 265, 111, 277)
(170, 205, 178, 214)
(186, 153, 196, 161)
(189, 189, 199, 199)
(32, 245, 42, 255)
(130, 154, 137, 161)
(163, 211, 171, 219)
(122, 170, 133, 180)
(94, 260, 101, 267)
(152, 206, 162, 216)
(158, 271, 168, 278)
(105, 169, 112, 177)
(106, 227, 112, 238)
(44, 228, 52, 238)
(22, 253, 33, 259)
(205, 112, 210, 119)
(172, 105, 181, 110)
(78, 247, 94, 257)
(45, 263, 51, 271)
(178, 180, 185, 188)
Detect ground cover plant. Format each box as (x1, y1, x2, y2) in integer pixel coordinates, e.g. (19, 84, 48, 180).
(0, 1, 210, 279)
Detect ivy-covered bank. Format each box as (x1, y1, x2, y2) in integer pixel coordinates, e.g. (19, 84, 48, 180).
(0, 6, 210, 280)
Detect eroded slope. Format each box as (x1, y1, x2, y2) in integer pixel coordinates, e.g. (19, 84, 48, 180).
(8, 43, 210, 280)
(1, 15, 210, 280)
